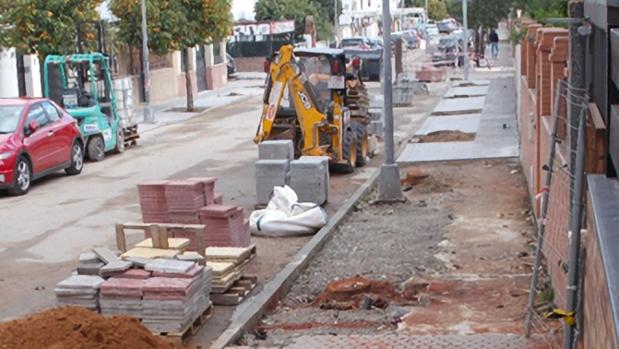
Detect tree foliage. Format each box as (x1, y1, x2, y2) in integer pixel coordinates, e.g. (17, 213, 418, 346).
(428, 0, 448, 21)
(520, 0, 567, 20)
(0, 0, 102, 57)
(447, 0, 512, 29)
(110, 0, 186, 55)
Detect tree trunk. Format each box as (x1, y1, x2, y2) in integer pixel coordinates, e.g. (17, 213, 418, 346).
(183, 47, 194, 112)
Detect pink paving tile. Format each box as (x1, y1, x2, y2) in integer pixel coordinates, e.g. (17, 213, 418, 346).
(116, 268, 152, 280)
(143, 277, 194, 293)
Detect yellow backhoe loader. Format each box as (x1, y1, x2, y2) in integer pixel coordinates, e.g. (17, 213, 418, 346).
(254, 45, 371, 173)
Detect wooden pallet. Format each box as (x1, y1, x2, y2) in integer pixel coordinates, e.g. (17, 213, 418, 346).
(155, 302, 213, 344)
(211, 275, 258, 305)
(123, 125, 140, 147)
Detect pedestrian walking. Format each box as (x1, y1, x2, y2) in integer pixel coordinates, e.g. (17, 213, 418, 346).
(489, 29, 499, 59)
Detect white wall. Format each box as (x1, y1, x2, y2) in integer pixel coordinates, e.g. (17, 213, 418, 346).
(0, 48, 19, 97)
(24, 55, 42, 97)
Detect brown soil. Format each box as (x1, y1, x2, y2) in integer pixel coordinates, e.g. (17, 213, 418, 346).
(311, 276, 426, 310)
(418, 130, 476, 143)
(0, 306, 181, 349)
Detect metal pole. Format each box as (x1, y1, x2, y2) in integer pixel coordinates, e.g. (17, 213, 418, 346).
(334, 0, 338, 43)
(462, 0, 469, 80)
(425, 0, 429, 23)
(524, 80, 564, 337)
(378, 0, 403, 201)
(564, 107, 587, 349)
(141, 0, 154, 123)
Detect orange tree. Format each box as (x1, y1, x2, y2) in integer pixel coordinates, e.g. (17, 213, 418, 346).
(0, 0, 102, 58)
(177, 0, 232, 111)
(111, 0, 231, 112)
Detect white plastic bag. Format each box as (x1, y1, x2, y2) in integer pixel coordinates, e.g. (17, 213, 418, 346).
(250, 186, 328, 237)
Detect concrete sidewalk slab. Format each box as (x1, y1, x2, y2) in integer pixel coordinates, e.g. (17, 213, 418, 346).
(397, 142, 475, 162)
(432, 96, 486, 115)
(415, 114, 481, 136)
(445, 85, 489, 98)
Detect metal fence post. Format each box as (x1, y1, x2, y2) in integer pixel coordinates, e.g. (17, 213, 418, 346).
(564, 107, 587, 349)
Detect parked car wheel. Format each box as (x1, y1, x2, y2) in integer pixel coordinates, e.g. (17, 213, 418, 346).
(65, 141, 84, 175)
(87, 136, 105, 162)
(9, 156, 31, 196)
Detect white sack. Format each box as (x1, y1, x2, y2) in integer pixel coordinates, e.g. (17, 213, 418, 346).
(250, 186, 328, 237)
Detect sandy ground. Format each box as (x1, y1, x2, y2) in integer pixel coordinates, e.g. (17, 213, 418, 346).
(241, 159, 551, 347)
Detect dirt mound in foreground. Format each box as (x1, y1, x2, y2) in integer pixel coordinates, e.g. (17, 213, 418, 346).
(0, 306, 180, 349)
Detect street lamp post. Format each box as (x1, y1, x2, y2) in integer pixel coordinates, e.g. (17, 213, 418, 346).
(462, 0, 469, 80)
(141, 0, 154, 123)
(378, 0, 403, 202)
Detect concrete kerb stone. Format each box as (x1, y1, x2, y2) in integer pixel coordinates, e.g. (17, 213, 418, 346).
(210, 142, 411, 349)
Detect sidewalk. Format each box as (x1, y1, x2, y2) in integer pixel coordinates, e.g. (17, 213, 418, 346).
(134, 72, 266, 134)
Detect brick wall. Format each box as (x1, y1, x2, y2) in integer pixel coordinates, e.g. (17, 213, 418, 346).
(583, 199, 619, 349)
(517, 18, 612, 342)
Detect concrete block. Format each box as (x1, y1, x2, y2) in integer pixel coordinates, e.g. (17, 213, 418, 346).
(258, 140, 294, 161)
(289, 156, 329, 205)
(368, 120, 383, 136)
(255, 159, 290, 204)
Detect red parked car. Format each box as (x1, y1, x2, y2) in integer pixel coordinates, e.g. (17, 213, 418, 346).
(0, 98, 84, 195)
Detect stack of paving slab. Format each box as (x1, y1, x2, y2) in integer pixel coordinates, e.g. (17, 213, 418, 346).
(165, 181, 206, 224)
(55, 275, 104, 311)
(205, 246, 255, 294)
(416, 63, 445, 82)
(141, 260, 212, 334)
(255, 140, 294, 205)
(99, 269, 151, 317)
(199, 205, 251, 247)
(289, 156, 329, 205)
(368, 108, 383, 136)
(120, 238, 189, 261)
(138, 181, 170, 223)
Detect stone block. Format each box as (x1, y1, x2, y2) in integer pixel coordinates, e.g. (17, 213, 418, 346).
(255, 159, 290, 204)
(289, 156, 329, 205)
(258, 140, 294, 161)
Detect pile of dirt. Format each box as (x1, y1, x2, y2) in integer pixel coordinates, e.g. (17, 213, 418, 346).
(418, 130, 475, 143)
(0, 306, 181, 349)
(312, 276, 427, 310)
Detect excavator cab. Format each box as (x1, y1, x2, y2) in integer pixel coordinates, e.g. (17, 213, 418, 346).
(255, 45, 371, 173)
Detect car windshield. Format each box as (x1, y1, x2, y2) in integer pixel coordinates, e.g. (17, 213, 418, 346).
(341, 39, 363, 47)
(0, 105, 24, 134)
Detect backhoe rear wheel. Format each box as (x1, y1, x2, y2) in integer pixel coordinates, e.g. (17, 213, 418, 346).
(353, 122, 369, 167)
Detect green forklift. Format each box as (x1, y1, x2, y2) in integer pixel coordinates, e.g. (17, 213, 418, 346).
(43, 53, 125, 161)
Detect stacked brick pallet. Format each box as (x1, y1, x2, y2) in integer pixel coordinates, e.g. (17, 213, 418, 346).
(56, 247, 213, 336)
(137, 177, 249, 250)
(255, 140, 330, 205)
